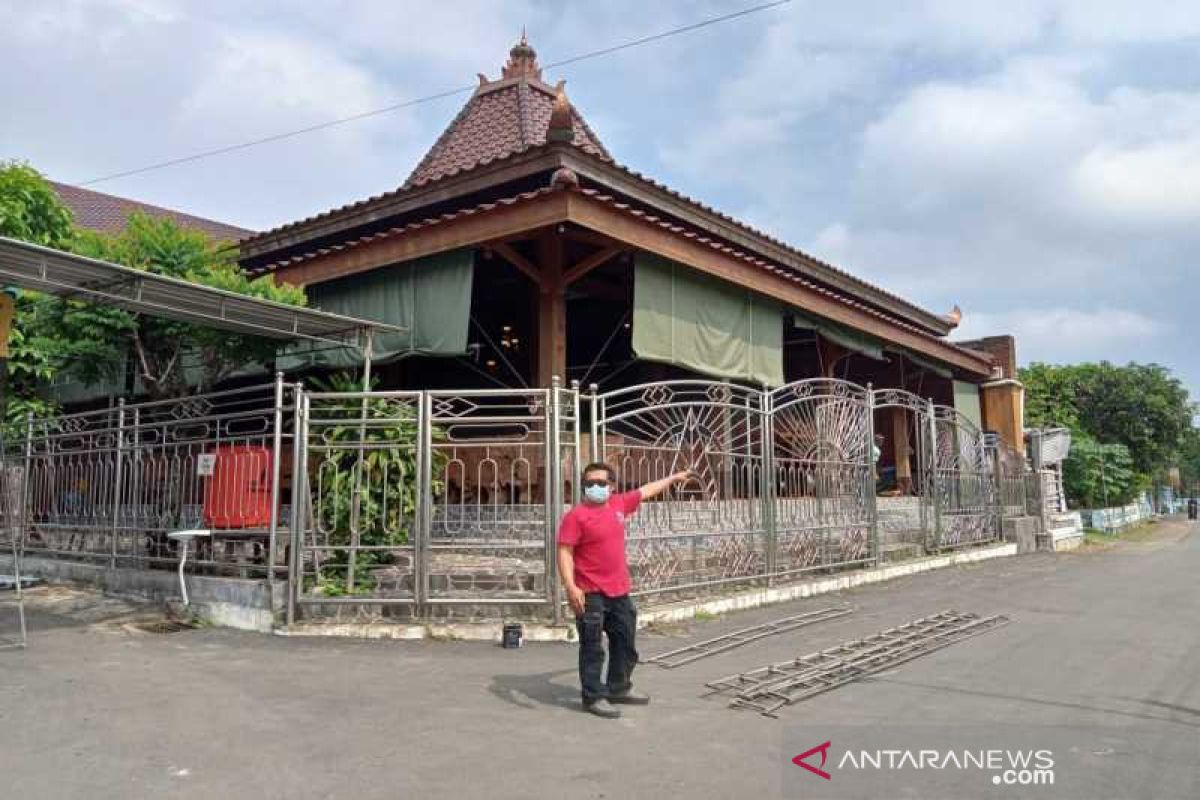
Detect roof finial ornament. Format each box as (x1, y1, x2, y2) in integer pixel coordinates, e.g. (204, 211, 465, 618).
(944, 304, 963, 326)
(547, 80, 574, 143)
(503, 29, 542, 80)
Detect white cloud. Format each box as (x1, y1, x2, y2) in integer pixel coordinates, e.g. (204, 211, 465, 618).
(955, 307, 1168, 364)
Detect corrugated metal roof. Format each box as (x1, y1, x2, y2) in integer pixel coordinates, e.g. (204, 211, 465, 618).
(0, 236, 403, 347)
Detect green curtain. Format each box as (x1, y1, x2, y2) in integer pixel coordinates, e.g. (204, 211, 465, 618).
(791, 308, 886, 361)
(281, 249, 474, 369)
(632, 252, 784, 386)
(953, 380, 983, 430)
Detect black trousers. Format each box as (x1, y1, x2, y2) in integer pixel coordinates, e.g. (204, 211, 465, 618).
(575, 592, 638, 704)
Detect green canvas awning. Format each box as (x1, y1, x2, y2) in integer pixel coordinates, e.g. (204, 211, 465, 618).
(791, 308, 887, 361)
(282, 249, 473, 369)
(632, 252, 783, 387)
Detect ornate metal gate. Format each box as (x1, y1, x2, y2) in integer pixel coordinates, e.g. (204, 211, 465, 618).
(591, 381, 768, 598)
(870, 389, 935, 551)
(768, 379, 875, 576)
(928, 407, 998, 548)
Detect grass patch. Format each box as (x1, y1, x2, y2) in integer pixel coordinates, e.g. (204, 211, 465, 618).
(693, 610, 718, 622)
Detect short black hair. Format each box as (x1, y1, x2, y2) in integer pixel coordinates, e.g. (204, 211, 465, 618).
(581, 462, 616, 482)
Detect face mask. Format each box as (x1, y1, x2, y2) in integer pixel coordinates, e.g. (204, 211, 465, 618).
(584, 484, 611, 504)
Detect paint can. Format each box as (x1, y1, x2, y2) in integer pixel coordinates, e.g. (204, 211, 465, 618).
(501, 622, 524, 649)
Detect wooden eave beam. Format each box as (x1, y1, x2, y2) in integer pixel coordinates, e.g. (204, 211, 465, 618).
(562, 192, 992, 377)
(269, 188, 990, 377)
(271, 192, 571, 287)
(557, 148, 955, 337)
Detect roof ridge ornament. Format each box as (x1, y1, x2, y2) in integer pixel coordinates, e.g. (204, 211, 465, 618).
(502, 29, 542, 81)
(547, 80, 574, 143)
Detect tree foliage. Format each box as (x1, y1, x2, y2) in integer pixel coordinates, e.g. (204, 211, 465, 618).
(63, 214, 306, 397)
(0, 161, 72, 247)
(1022, 361, 1196, 507)
(1061, 433, 1139, 508)
(1022, 362, 1193, 473)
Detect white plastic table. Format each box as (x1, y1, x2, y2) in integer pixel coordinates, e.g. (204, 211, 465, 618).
(166, 529, 211, 607)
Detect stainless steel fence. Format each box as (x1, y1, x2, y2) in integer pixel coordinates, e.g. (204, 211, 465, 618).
(769, 380, 875, 578)
(7, 378, 296, 590)
(6, 374, 1024, 622)
(289, 378, 579, 622)
(928, 407, 998, 549)
(591, 381, 769, 598)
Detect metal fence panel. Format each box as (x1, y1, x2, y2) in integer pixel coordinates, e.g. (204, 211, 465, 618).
(294, 390, 423, 607)
(594, 381, 768, 597)
(929, 407, 999, 549)
(770, 380, 875, 576)
(424, 387, 556, 607)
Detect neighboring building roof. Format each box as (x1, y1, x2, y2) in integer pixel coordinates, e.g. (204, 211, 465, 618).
(50, 181, 254, 242)
(405, 35, 608, 188)
(237, 35, 959, 339)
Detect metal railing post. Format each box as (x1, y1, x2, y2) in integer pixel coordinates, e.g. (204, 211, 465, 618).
(547, 377, 563, 623)
(266, 372, 285, 618)
(927, 399, 941, 551)
(761, 387, 777, 583)
(286, 384, 306, 627)
(110, 399, 126, 570)
(570, 380, 582, 506)
(866, 385, 880, 566)
(588, 383, 600, 463)
(416, 390, 432, 618)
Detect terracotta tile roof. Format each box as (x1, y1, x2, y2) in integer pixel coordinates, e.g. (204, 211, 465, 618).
(50, 181, 254, 243)
(403, 78, 609, 189)
(254, 184, 991, 370)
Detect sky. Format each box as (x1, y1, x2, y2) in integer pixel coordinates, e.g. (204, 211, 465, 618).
(2, 0, 1196, 395)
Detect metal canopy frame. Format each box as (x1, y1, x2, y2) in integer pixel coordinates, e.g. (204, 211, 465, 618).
(0, 236, 405, 352)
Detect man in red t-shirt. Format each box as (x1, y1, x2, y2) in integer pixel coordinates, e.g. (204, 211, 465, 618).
(557, 462, 692, 718)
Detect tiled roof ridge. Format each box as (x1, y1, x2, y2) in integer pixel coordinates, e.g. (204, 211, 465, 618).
(254, 184, 989, 369)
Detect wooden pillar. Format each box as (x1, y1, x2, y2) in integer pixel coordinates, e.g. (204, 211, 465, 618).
(981, 379, 1025, 454)
(817, 336, 849, 379)
(891, 407, 913, 494)
(535, 232, 567, 388)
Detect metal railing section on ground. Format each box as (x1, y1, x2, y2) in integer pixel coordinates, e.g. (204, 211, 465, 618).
(645, 605, 853, 668)
(705, 610, 1011, 717)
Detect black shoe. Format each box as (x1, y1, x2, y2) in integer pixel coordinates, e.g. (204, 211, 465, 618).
(608, 689, 651, 705)
(584, 699, 622, 718)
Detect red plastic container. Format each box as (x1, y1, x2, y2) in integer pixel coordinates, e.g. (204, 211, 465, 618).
(202, 445, 274, 529)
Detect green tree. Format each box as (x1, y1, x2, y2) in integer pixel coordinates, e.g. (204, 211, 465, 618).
(0, 161, 74, 421)
(0, 161, 72, 247)
(62, 213, 306, 397)
(1061, 433, 1139, 508)
(1020, 361, 1195, 477)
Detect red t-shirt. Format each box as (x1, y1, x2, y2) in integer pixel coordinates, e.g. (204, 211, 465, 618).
(557, 491, 641, 597)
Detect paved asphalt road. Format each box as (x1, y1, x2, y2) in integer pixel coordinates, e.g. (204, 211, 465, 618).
(1, 520, 1197, 799)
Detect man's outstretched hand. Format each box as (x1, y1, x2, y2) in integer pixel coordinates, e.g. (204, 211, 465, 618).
(639, 469, 696, 501)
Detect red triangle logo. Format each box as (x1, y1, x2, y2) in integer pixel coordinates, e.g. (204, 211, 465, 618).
(792, 741, 832, 780)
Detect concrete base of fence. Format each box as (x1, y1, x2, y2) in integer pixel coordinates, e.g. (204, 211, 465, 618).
(0, 555, 282, 633)
(281, 542, 1018, 641)
(635, 542, 1017, 627)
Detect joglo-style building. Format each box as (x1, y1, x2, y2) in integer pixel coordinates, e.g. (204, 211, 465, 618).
(4, 37, 1036, 625)
(241, 36, 1026, 470)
